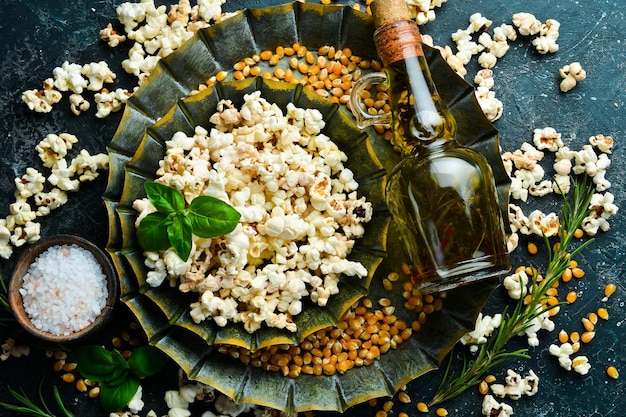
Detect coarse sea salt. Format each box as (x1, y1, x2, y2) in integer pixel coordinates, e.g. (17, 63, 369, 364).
(19, 244, 108, 336)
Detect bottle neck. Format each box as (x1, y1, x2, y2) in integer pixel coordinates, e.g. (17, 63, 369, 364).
(374, 20, 456, 155)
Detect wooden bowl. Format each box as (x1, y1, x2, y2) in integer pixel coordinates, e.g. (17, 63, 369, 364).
(8, 235, 117, 343)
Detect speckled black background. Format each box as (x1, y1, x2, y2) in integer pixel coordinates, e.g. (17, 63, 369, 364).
(1, 1, 624, 416)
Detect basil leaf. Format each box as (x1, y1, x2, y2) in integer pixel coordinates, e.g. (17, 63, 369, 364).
(144, 182, 185, 214)
(188, 196, 241, 238)
(137, 212, 172, 252)
(168, 212, 193, 261)
(100, 375, 140, 412)
(128, 346, 169, 378)
(71, 346, 122, 382)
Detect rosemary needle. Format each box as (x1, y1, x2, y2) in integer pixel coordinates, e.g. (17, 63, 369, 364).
(430, 175, 596, 406)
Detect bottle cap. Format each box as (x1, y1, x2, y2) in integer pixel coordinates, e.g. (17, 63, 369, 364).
(371, 0, 412, 28)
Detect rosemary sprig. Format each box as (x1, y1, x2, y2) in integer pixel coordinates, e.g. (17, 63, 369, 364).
(0, 381, 74, 417)
(430, 175, 596, 406)
(1, 273, 16, 328)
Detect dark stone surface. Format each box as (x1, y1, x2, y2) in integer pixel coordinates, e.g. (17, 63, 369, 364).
(0, 1, 623, 416)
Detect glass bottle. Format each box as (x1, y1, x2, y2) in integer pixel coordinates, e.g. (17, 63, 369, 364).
(351, 0, 510, 292)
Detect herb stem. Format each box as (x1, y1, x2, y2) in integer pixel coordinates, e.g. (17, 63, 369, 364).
(430, 175, 595, 406)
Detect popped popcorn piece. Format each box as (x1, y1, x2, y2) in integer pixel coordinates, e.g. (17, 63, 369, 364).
(0, 338, 30, 361)
(533, 127, 563, 152)
(36, 133, 78, 168)
(559, 62, 586, 92)
(53, 61, 89, 94)
(14, 168, 46, 199)
(527, 209, 560, 237)
(502, 269, 530, 300)
(532, 19, 560, 54)
(82, 61, 117, 91)
(482, 394, 514, 417)
(572, 355, 592, 375)
(127, 386, 144, 414)
(100, 23, 127, 47)
(520, 304, 554, 346)
(582, 192, 619, 235)
(491, 369, 539, 400)
(138, 92, 373, 333)
(475, 85, 503, 122)
(549, 342, 575, 371)
(512, 12, 542, 36)
(21, 78, 62, 113)
(460, 312, 502, 353)
(95, 88, 132, 118)
(588, 134, 613, 154)
(69, 94, 91, 116)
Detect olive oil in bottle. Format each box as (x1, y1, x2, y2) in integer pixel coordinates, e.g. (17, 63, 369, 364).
(368, 0, 510, 292)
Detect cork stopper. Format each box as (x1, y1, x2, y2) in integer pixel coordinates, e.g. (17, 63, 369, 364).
(371, 0, 412, 28)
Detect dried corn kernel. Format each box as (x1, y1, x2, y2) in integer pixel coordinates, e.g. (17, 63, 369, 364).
(398, 391, 411, 404)
(565, 291, 577, 303)
(572, 267, 585, 278)
(558, 329, 568, 344)
(478, 380, 489, 395)
(573, 228, 584, 238)
(527, 242, 538, 254)
(417, 402, 429, 413)
(587, 312, 598, 325)
(561, 268, 573, 282)
(597, 307, 609, 320)
(607, 366, 619, 379)
(484, 374, 497, 383)
(436, 407, 449, 416)
(570, 331, 580, 343)
(581, 331, 595, 344)
(604, 283, 617, 299)
(582, 317, 595, 332)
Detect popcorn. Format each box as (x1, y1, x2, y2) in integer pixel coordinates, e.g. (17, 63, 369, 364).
(460, 313, 502, 353)
(482, 394, 514, 417)
(82, 61, 117, 91)
(53, 61, 89, 94)
(21, 78, 62, 113)
(36, 133, 78, 168)
(94, 88, 132, 118)
(532, 19, 560, 54)
(512, 12, 542, 36)
(559, 62, 586, 93)
(138, 92, 373, 333)
(533, 127, 563, 152)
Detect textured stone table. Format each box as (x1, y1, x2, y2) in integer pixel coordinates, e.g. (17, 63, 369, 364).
(0, 1, 623, 416)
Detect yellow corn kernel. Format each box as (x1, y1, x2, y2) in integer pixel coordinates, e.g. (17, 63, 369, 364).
(597, 307, 609, 320)
(484, 374, 497, 383)
(570, 331, 580, 343)
(558, 329, 569, 344)
(61, 373, 75, 383)
(416, 402, 429, 413)
(607, 366, 619, 379)
(436, 407, 449, 417)
(569, 259, 578, 268)
(573, 228, 584, 238)
(572, 267, 585, 278)
(581, 331, 595, 344)
(582, 317, 595, 332)
(527, 242, 538, 255)
(383, 400, 394, 412)
(478, 380, 489, 395)
(566, 291, 577, 304)
(398, 391, 411, 404)
(561, 268, 573, 282)
(571, 342, 580, 353)
(604, 283, 617, 299)
(588, 312, 598, 325)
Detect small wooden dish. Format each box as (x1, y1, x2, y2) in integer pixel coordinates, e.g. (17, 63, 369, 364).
(8, 235, 118, 343)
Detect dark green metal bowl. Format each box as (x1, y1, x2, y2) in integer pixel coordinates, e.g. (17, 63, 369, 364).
(103, 2, 509, 413)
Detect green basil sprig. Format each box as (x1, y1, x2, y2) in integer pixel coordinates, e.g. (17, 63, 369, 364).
(70, 345, 169, 412)
(136, 182, 241, 261)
